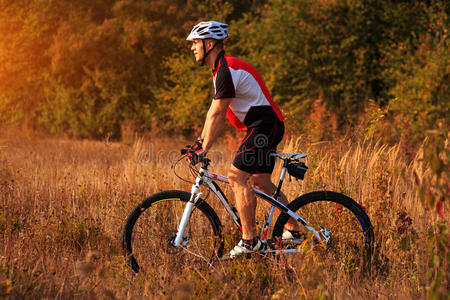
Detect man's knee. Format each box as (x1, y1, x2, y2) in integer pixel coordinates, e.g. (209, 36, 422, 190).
(251, 173, 273, 190)
(228, 167, 251, 188)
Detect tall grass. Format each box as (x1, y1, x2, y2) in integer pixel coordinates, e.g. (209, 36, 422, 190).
(0, 129, 447, 299)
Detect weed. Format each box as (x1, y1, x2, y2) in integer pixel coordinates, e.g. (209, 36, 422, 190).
(0, 132, 446, 299)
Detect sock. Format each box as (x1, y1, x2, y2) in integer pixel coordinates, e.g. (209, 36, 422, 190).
(241, 237, 258, 249)
(288, 230, 303, 238)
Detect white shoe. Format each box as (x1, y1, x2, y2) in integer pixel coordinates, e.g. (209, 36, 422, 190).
(282, 230, 305, 245)
(229, 239, 262, 258)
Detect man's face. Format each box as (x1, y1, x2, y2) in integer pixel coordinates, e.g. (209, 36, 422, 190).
(191, 39, 204, 62)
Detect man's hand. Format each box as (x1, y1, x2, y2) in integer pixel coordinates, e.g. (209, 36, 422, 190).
(187, 141, 207, 165)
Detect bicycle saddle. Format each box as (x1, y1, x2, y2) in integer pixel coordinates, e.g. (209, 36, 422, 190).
(271, 153, 307, 160)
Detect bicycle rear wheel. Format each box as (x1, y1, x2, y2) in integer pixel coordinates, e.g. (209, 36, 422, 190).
(122, 190, 223, 273)
(272, 191, 373, 272)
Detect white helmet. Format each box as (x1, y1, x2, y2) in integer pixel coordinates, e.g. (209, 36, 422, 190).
(186, 21, 229, 41)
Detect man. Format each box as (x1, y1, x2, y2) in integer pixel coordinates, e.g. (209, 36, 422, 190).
(186, 21, 301, 258)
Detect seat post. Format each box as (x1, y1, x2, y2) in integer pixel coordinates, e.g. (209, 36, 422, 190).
(273, 159, 289, 200)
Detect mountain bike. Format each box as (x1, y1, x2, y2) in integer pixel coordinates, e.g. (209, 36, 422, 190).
(122, 149, 374, 273)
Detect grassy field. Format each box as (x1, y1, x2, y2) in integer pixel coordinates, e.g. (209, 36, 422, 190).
(0, 129, 448, 299)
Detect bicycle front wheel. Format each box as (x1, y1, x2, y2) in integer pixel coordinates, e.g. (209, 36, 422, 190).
(272, 191, 373, 272)
(122, 190, 223, 273)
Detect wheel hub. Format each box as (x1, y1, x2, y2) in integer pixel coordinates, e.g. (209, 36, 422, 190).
(165, 230, 189, 254)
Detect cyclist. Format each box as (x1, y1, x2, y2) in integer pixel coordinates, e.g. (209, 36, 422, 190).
(186, 21, 302, 258)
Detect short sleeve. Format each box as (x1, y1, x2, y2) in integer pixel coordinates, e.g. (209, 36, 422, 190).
(214, 56, 236, 99)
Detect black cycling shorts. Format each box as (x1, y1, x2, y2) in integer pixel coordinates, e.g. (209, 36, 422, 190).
(232, 121, 284, 174)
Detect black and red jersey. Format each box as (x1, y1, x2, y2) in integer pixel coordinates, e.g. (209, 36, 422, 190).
(213, 51, 284, 131)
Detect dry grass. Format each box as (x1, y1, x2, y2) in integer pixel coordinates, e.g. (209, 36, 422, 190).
(0, 129, 448, 299)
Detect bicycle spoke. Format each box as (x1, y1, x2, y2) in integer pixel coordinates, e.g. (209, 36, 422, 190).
(123, 192, 221, 274)
(272, 191, 373, 273)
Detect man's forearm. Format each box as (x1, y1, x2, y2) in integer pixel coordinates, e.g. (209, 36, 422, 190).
(200, 107, 213, 141)
(202, 112, 225, 151)
(200, 98, 231, 151)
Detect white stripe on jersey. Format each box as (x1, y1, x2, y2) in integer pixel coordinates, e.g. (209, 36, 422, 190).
(214, 67, 270, 123)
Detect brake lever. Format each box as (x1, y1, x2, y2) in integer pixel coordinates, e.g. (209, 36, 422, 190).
(181, 148, 195, 155)
(180, 148, 210, 167)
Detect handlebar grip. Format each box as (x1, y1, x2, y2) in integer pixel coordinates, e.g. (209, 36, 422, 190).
(181, 148, 195, 155)
(180, 148, 211, 167)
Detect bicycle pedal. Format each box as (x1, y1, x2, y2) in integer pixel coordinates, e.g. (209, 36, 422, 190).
(220, 253, 250, 261)
(281, 241, 303, 247)
(220, 254, 233, 261)
(221, 248, 267, 261)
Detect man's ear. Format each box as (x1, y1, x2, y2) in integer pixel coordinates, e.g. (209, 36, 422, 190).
(206, 39, 215, 50)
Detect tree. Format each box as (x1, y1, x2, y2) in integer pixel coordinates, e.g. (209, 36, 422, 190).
(229, 0, 437, 129)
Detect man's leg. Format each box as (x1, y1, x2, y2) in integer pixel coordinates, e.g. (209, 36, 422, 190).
(228, 165, 257, 240)
(251, 173, 299, 231)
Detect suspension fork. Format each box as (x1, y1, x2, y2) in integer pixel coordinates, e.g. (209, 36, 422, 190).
(173, 172, 204, 247)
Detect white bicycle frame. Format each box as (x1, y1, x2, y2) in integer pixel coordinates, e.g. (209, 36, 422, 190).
(173, 153, 328, 254)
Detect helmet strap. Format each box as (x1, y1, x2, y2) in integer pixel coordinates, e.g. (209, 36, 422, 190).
(201, 39, 219, 66)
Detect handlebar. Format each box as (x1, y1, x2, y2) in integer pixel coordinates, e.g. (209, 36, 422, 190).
(180, 148, 211, 168)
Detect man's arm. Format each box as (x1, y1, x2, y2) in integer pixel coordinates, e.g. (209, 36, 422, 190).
(201, 98, 232, 151)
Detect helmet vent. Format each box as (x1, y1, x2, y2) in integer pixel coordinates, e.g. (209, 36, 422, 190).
(186, 21, 229, 41)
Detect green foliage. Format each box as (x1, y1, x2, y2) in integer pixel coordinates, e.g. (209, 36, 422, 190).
(417, 125, 449, 214)
(0, 0, 206, 138)
(0, 0, 71, 125)
(0, 266, 12, 297)
(39, 0, 197, 138)
(427, 221, 448, 299)
(229, 0, 440, 126)
(0, 0, 447, 144)
(388, 28, 449, 143)
(155, 54, 212, 134)
(415, 126, 449, 299)
(154, 0, 241, 133)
